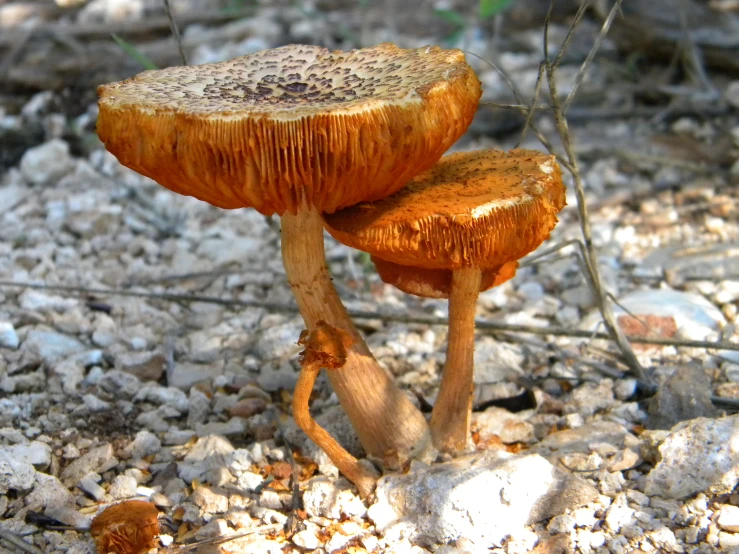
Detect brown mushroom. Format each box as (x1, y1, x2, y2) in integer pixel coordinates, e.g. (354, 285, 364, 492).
(96, 43, 481, 463)
(90, 500, 160, 554)
(323, 149, 566, 453)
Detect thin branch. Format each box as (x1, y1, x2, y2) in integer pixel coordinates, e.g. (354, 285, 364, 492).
(465, 50, 571, 171)
(162, 0, 188, 66)
(543, 0, 649, 384)
(165, 523, 283, 552)
(1, 280, 737, 352)
(563, 0, 622, 114)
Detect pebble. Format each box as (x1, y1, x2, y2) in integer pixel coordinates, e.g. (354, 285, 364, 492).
(292, 529, 321, 549)
(115, 350, 166, 381)
(23, 329, 86, 364)
(717, 505, 739, 533)
(122, 430, 161, 460)
(646, 365, 716, 430)
(20, 138, 73, 185)
(0, 321, 19, 349)
(191, 485, 229, 514)
(644, 415, 739, 499)
(78, 473, 105, 501)
(0, 446, 36, 493)
(60, 443, 116, 487)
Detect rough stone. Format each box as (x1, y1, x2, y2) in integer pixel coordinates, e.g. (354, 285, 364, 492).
(0, 321, 19, 350)
(644, 415, 739, 499)
(368, 449, 598, 548)
(0, 446, 36, 493)
(20, 138, 74, 185)
(60, 443, 116, 486)
(23, 329, 86, 364)
(122, 430, 162, 460)
(115, 350, 166, 381)
(718, 505, 739, 533)
(472, 407, 536, 444)
(192, 485, 229, 514)
(646, 365, 717, 430)
(109, 474, 138, 499)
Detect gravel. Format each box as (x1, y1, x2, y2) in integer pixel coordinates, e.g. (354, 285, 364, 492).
(0, 1, 737, 552)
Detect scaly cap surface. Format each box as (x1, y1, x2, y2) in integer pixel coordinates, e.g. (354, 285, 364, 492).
(90, 500, 160, 554)
(324, 149, 566, 271)
(97, 43, 481, 216)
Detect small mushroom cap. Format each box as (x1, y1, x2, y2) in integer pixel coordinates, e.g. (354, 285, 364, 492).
(323, 149, 566, 271)
(372, 257, 518, 299)
(90, 500, 160, 554)
(97, 43, 481, 216)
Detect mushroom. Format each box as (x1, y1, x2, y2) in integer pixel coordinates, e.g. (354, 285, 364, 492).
(96, 43, 481, 463)
(323, 149, 566, 453)
(90, 500, 160, 554)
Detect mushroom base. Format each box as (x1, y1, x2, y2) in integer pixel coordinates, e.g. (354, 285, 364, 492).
(281, 206, 431, 465)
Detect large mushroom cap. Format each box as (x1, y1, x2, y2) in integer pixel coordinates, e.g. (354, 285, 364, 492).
(324, 148, 566, 273)
(97, 43, 481, 216)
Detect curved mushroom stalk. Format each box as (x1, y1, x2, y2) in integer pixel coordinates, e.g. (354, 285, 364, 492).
(292, 322, 379, 498)
(281, 207, 430, 464)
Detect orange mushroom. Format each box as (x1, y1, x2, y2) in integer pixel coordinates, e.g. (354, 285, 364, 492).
(324, 149, 566, 453)
(90, 500, 160, 554)
(97, 44, 481, 463)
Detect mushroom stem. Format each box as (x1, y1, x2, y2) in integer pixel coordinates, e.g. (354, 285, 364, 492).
(429, 266, 482, 453)
(280, 206, 430, 464)
(293, 357, 377, 498)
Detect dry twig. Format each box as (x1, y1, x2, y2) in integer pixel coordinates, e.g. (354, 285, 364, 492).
(1, 280, 737, 352)
(541, 0, 650, 386)
(0, 528, 45, 554)
(162, 0, 188, 66)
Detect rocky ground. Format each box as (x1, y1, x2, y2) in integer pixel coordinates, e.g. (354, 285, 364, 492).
(1, 0, 739, 553)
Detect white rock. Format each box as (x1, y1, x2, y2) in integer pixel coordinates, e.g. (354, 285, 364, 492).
(604, 493, 636, 532)
(52, 358, 85, 395)
(0, 447, 36, 493)
(133, 384, 188, 413)
(472, 407, 536, 444)
(0, 321, 19, 349)
(368, 449, 597, 548)
(10, 441, 51, 468)
(254, 320, 304, 361)
(123, 430, 162, 460)
(178, 435, 234, 484)
(19, 289, 78, 312)
(83, 393, 111, 412)
(23, 329, 86, 364)
(195, 417, 247, 438)
(473, 338, 525, 384)
(717, 505, 739, 533)
(109, 474, 138, 499)
(292, 529, 321, 550)
(20, 139, 73, 186)
(78, 473, 106, 501)
(644, 415, 739, 499)
(60, 443, 116, 486)
(168, 362, 224, 390)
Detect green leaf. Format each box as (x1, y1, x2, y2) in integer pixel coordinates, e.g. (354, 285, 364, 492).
(111, 34, 158, 70)
(479, 0, 514, 19)
(433, 9, 467, 28)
